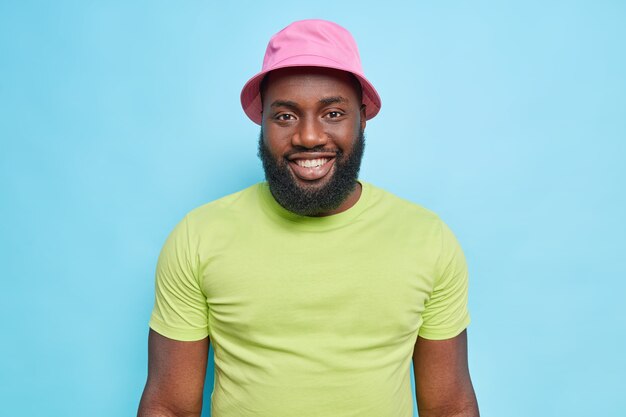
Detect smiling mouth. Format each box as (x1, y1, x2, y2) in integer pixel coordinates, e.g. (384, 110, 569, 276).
(287, 155, 336, 181)
(294, 158, 330, 168)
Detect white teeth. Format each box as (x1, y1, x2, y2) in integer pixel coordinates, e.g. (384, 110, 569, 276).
(296, 158, 329, 168)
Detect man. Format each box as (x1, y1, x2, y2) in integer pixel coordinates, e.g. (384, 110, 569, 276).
(138, 19, 479, 417)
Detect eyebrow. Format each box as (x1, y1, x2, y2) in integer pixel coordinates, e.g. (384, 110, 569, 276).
(270, 96, 350, 110)
(270, 100, 299, 109)
(318, 96, 349, 105)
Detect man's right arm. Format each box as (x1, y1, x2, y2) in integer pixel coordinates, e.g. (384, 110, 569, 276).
(137, 329, 210, 417)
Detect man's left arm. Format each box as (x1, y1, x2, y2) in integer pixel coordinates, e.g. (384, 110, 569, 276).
(413, 329, 479, 417)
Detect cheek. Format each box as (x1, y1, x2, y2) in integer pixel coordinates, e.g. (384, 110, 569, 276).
(263, 134, 288, 158)
(333, 125, 360, 149)
(264, 124, 299, 151)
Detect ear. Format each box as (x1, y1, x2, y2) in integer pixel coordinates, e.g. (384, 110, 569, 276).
(360, 104, 367, 131)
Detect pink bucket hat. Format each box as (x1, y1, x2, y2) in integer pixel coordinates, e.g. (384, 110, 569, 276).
(240, 19, 382, 125)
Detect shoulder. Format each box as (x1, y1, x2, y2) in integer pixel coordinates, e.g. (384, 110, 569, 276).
(363, 182, 457, 250)
(175, 183, 263, 246)
(365, 182, 442, 225)
(186, 183, 260, 223)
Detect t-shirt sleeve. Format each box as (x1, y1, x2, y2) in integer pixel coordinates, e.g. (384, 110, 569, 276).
(149, 215, 209, 341)
(418, 220, 471, 340)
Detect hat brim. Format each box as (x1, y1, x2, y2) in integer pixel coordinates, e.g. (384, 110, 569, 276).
(240, 56, 381, 125)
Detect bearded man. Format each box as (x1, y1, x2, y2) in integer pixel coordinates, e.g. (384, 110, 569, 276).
(138, 19, 479, 417)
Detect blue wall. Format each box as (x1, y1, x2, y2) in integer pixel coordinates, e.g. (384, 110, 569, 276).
(1, 1, 624, 416)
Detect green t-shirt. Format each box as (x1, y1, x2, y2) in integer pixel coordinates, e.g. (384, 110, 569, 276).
(150, 181, 470, 417)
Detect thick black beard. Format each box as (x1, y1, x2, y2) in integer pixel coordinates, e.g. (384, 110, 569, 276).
(258, 129, 365, 216)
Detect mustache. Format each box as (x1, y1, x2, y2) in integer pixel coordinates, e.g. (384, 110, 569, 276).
(283, 146, 342, 158)
(258, 129, 343, 158)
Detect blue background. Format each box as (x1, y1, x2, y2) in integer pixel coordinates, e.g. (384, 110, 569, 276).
(1, 1, 624, 416)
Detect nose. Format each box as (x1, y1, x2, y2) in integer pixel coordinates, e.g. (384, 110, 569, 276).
(292, 117, 328, 149)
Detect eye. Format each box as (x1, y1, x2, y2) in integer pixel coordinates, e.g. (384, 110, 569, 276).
(275, 113, 295, 121)
(326, 111, 344, 119)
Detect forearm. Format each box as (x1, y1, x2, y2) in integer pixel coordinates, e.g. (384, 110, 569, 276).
(417, 399, 479, 417)
(138, 402, 202, 417)
(137, 389, 202, 417)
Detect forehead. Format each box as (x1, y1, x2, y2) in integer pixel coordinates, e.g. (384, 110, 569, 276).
(261, 67, 361, 103)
